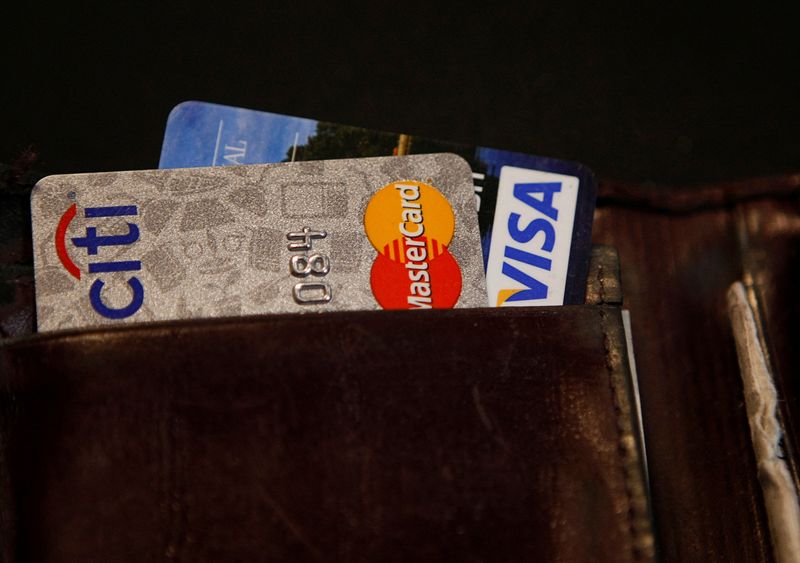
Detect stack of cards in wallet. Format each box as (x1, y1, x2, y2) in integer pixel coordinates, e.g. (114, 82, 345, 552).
(160, 101, 598, 307)
(31, 154, 485, 332)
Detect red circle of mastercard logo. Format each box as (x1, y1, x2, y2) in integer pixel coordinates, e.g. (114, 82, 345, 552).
(363, 180, 463, 309)
(370, 249, 462, 309)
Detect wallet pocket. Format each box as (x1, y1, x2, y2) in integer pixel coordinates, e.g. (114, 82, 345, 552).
(0, 306, 652, 562)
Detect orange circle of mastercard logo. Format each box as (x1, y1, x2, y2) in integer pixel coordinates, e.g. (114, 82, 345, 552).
(364, 181, 455, 253)
(363, 180, 462, 309)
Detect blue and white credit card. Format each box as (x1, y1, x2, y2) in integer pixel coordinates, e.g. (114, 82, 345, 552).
(160, 101, 597, 306)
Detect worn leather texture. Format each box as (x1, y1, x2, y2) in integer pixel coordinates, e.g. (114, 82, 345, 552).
(737, 195, 800, 493)
(0, 307, 650, 563)
(593, 173, 800, 563)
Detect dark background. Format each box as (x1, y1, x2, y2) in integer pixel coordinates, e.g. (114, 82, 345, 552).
(2, 4, 798, 184)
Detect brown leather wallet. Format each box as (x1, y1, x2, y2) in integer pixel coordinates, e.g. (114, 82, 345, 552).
(0, 305, 652, 562)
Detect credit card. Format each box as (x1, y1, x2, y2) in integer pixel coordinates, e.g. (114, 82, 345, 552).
(160, 101, 597, 306)
(31, 154, 485, 332)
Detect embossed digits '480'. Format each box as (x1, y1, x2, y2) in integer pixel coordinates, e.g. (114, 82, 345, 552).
(286, 227, 331, 304)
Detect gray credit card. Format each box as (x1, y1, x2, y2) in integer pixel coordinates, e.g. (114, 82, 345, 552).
(31, 154, 486, 332)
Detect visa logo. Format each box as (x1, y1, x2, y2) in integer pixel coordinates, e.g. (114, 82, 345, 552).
(486, 166, 579, 307)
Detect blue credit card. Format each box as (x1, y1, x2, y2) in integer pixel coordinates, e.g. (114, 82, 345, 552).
(160, 101, 597, 306)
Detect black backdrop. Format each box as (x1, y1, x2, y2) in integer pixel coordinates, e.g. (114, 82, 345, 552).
(2, 4, 798, 184)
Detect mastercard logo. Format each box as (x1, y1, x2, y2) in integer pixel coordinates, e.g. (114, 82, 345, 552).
(364, 181, 462, 309)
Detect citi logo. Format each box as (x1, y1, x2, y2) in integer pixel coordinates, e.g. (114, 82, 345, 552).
(486, 166, 578, 307)
(56, 203, 144, 319)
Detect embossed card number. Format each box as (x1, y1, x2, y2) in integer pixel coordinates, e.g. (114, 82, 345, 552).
(286, 227, 332, 304)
